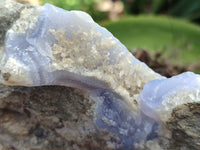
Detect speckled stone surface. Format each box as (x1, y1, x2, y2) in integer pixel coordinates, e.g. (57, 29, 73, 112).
(0, 1, 164, 149)
(1, 1, 200, 150)
(0, 0, 23, 44)
(0, 85, 117, 150)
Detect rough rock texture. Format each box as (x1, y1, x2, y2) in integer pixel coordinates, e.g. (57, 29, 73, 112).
(0, 0, 23, 45)
(0, 1, 200, 150)
(167, 103, 200, 150)
(0, 85, 116, 150)
(135, 50, 200, 149)
(1, 84, 200, 150)
(0, 1, 161, 149)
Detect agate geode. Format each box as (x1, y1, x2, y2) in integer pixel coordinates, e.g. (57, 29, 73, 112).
(1, 0, 200, 149)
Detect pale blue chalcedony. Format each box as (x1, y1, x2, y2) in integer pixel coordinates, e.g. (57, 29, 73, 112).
(1, 2, 200, 149)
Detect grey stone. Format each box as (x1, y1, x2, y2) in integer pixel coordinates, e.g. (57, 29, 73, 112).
(167, 103, 200, 150)
(0, 85, 116, 150)
(1, 1, 200, 150)
(0, 0, 23, 45)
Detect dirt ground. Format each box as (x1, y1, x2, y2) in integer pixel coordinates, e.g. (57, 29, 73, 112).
(132, 49, 187, 77)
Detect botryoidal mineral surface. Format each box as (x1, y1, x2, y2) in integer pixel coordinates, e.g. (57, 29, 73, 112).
(0, 0, 200, 149)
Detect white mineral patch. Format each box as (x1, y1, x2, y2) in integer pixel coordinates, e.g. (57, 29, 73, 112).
(139, 72, 200, 122)
(7, 6, 40, 35)
(1, 2, 162, 109)
(1, 57, 33, 85)
(2, 1, 200, 149)
(157, 87, 200, 122)
(3, 0, 22, 9)
(50, 23, 162, 108)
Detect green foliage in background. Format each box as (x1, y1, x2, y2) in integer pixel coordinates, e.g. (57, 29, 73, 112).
(122, 0, 200, 23)
(168, 0, 200, 22)
(41, 0, 93, 11)
(40, 0, 107, 22)
(102, 16, 200, 65)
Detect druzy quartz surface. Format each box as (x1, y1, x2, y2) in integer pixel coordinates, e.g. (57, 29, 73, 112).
(1, 1, 200, 149)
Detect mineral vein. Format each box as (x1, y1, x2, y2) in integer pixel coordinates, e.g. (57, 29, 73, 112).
(1, 0, 200, 149)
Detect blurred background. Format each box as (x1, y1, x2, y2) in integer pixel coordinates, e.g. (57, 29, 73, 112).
(15, 0, 200, 75)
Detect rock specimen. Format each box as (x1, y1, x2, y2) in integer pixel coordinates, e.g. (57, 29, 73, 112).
(0, 0, 200, 149)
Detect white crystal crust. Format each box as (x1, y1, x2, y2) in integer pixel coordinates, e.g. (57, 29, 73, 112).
(1, 3, 162, 108)
(139, 72, 200, 122)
